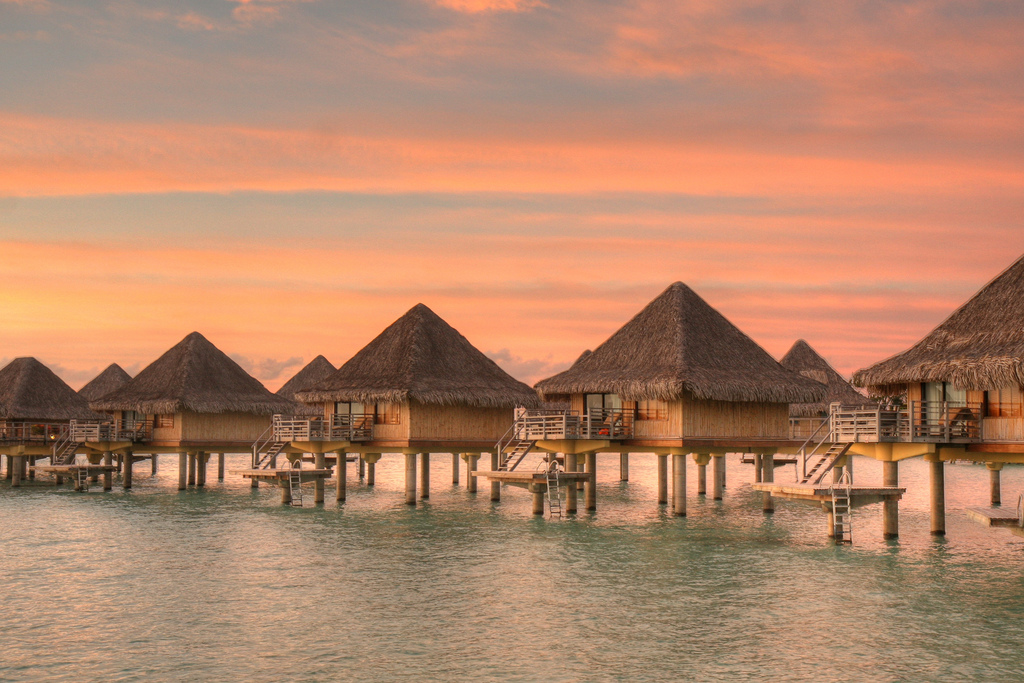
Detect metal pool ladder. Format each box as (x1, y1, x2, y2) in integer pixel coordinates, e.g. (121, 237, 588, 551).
(288, 462, 304, 507)
(830, 470, 853, 544)
(543, 457, 562, 519)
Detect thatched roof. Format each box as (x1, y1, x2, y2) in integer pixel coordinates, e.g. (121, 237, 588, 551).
(91, 332, 297, 415)
(780, 340, 874, 417)
(0, 357, 103, 421)
(853, 254, 1024, 394)
(535, 282, 825, 404)
(78, 363, 132, 402)
(297, 304, 542, 408)
(276, 355, 335, 416)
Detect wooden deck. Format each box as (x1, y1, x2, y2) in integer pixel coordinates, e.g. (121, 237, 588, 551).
(751, 482, 904, 506)
(32, 464, 119, 476)
(966, 507, 1020, 527)
(229, 468, 334, 483)
(472, 470, 591, 487)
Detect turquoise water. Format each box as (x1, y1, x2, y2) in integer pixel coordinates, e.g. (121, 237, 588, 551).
(2, 453, 1024, 682)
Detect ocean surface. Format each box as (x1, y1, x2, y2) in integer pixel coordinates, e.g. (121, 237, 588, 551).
(2, 452, 1023, 682)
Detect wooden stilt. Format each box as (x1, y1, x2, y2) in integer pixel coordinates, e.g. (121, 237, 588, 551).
(103, 452, 113, 491)
(672, 453, 687, 517)
(882, 460, 899, 539)
(697, 461, 707, 495)
(565, 452, 578, 513)
(585, 452, 597, 511)
(281, 480, 292, 505)
(657, 454, 668, 505)
(196, 452, 207, 488)
(930, 459, 945, 536)
(490, 452, 500, 502)
(188, 452, 196, 486)
(467, 454, 478, 493)
(753, 453, 763, 483)
(452, 452, 460, 485)
(531, 483, 545, 516)
(314, 452, 326, 504)
(123, 452, 133, 490)
(405, 453, 417, 506)
(366, 454, 378, 486)
(178, 452, 187, 491)
(762, 453, 775, 513)
(151, 454, 159, 475)
(28, 456, 35, 480)
(420, 452, 430, 500)
(11, 456, 22, 487)
(712, 455, 724, 500)
(217, 453, 225, 480)
(335, 452, 347, 503)
(620, 453, 629, 481)
(988, 463, 1003, 506)
(358, 454, 365, 479)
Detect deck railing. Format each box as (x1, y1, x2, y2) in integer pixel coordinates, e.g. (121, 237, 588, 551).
(513, 408, 634, 440)
(270, 414, 373, 442)
(828, 401, 982, 443)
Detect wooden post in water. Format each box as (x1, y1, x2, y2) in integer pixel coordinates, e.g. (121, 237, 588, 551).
(882, 459, 899, 539)
(753, 453, 763, 483)
(930, 459, 945, 536)
(988, 462, 1003, 506)
(584, 452, 597, 511)
(490, 452, 501, 502)
(657, 454, 668, 505)
(196, 452, 207, 488)
(11, 455, 22, 487)
(314, 452, 326, 504)
(178, 452, 187, 490)
(826, 505, 836, 538)
(420, 452, 430, 500)
(530, 483, 546, 516)
(452, 453, 460, 485)
(188, 452, 196, 486)
(358, 454, 365, 479)
(466, 454, 479, 493)
(123, 452, 133, 490)
(762, 453, 775, 513)
(151, 454, 158, 475)
(565, 452, 578, 513)
(335, 452, 347, 503)
(672, 453, 687, 517)
(620, 453, 629, 481)
(364, 453, 380, 486)
(694, 453, 708, 495)
(281, 479, 292, 505)
(28, 456, 35, 480)
(217, 453, 225, 480)
(712, 455, 724, 500)
(405, 453, 417, 505)
(103, 451, 113, 491)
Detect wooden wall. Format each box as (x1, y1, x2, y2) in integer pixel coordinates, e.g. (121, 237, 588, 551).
(633, 400, 683, 438)
(682, 395, 790, 438)
(150, 414, 182, 442)
(179, 412, 272, 442)
(408, 402, 513, 442)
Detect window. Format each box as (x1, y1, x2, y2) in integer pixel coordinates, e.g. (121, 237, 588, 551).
(585, 393, 622, 413)
(375, 402, 400, 425)
(156, 414, 174, 428)
(986, 388, 1022, 418)
(636, 399, 668, 421)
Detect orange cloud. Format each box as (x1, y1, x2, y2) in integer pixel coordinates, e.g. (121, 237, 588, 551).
(433, 0, 546, 13)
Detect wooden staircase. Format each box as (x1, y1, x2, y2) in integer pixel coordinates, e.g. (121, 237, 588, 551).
(496, 412, 536, 471)
(800, 443, 852, 485)
(51, 434, 80, 466)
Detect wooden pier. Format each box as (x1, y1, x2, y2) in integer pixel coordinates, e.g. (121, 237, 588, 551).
(966, 506, 1020, 527)
(751, 482, 904, 507)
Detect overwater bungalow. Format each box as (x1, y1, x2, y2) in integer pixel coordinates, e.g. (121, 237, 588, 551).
(254, 303, 542, 506)
(846, 253, 1024, 534)
(78, 363, 132, 403)
(780, 339, 874, 440)
(88, 331, 296, 490)
(0, 357, 102, 486)
(275, 355, 335, 417)
(524, 282, 824, 516)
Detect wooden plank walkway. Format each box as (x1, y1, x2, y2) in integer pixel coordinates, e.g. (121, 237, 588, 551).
(751, 483, 904, 505)
(229, 468, 334, 483)
(966, 507, 1020, 527)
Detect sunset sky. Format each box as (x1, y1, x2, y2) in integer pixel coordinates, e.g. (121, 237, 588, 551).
(2, 0, 1023, 390)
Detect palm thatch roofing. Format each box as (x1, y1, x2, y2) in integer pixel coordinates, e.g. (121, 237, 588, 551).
(90, 332, 298, 415)
(535, 282, 825, 404)
(297, 304, 542, 408)
(0, 357, 103, 421)
(78, 363, 132, 402)
(276, 355, 335, 416)
(853, 254, 1024, 394)
(780, 340, 874, 417)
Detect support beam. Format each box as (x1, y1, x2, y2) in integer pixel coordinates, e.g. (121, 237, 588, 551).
(420, 452, 430, 500)
(11, 456, 22, 487)
(452, 453, 460, 485)
(151, 454, 159, 475)
(762, 453, 775, 513)
(335, 452, 347, 503)
(753, 453, 762, 483)
(103, 451, 113, 491)
(988, 462, 1003, 507)
(178, 452, 187, 491)
(123, 452, 133, 490)
(584, 452, 597, 511)
(490, 452, 500, 502)
(218, 453, 225, 480)
(363, 453, 380, 487)
(712, 455, 724, 500)
(314, 452, 326, 504)
(465, 454, 479, 492)
(882, 460, 899, 539)
(531, 483, 546, 516)
(405, 454, 417, 505)
(358, 454, 365, 479)
(697, 461, 707, 495)
(930, 460, 945, 536)
(281, 481, 292, 505)
(196, 452, 207, 488)
(672, 453, 687, 517)
(188, 452, 196, 486)
(620, 453, 629, 481)
(657, 454, 668, 505)
(565, 452, 578, 513)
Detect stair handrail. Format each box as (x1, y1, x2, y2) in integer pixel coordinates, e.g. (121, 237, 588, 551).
(51, 424, 78, 465)
(495, 408, 528, 469)
(795, 415, 832, 482)
(251, 416, 281, 468)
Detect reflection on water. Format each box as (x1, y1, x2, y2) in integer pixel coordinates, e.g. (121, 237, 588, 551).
(2, 453, 1024, 681)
